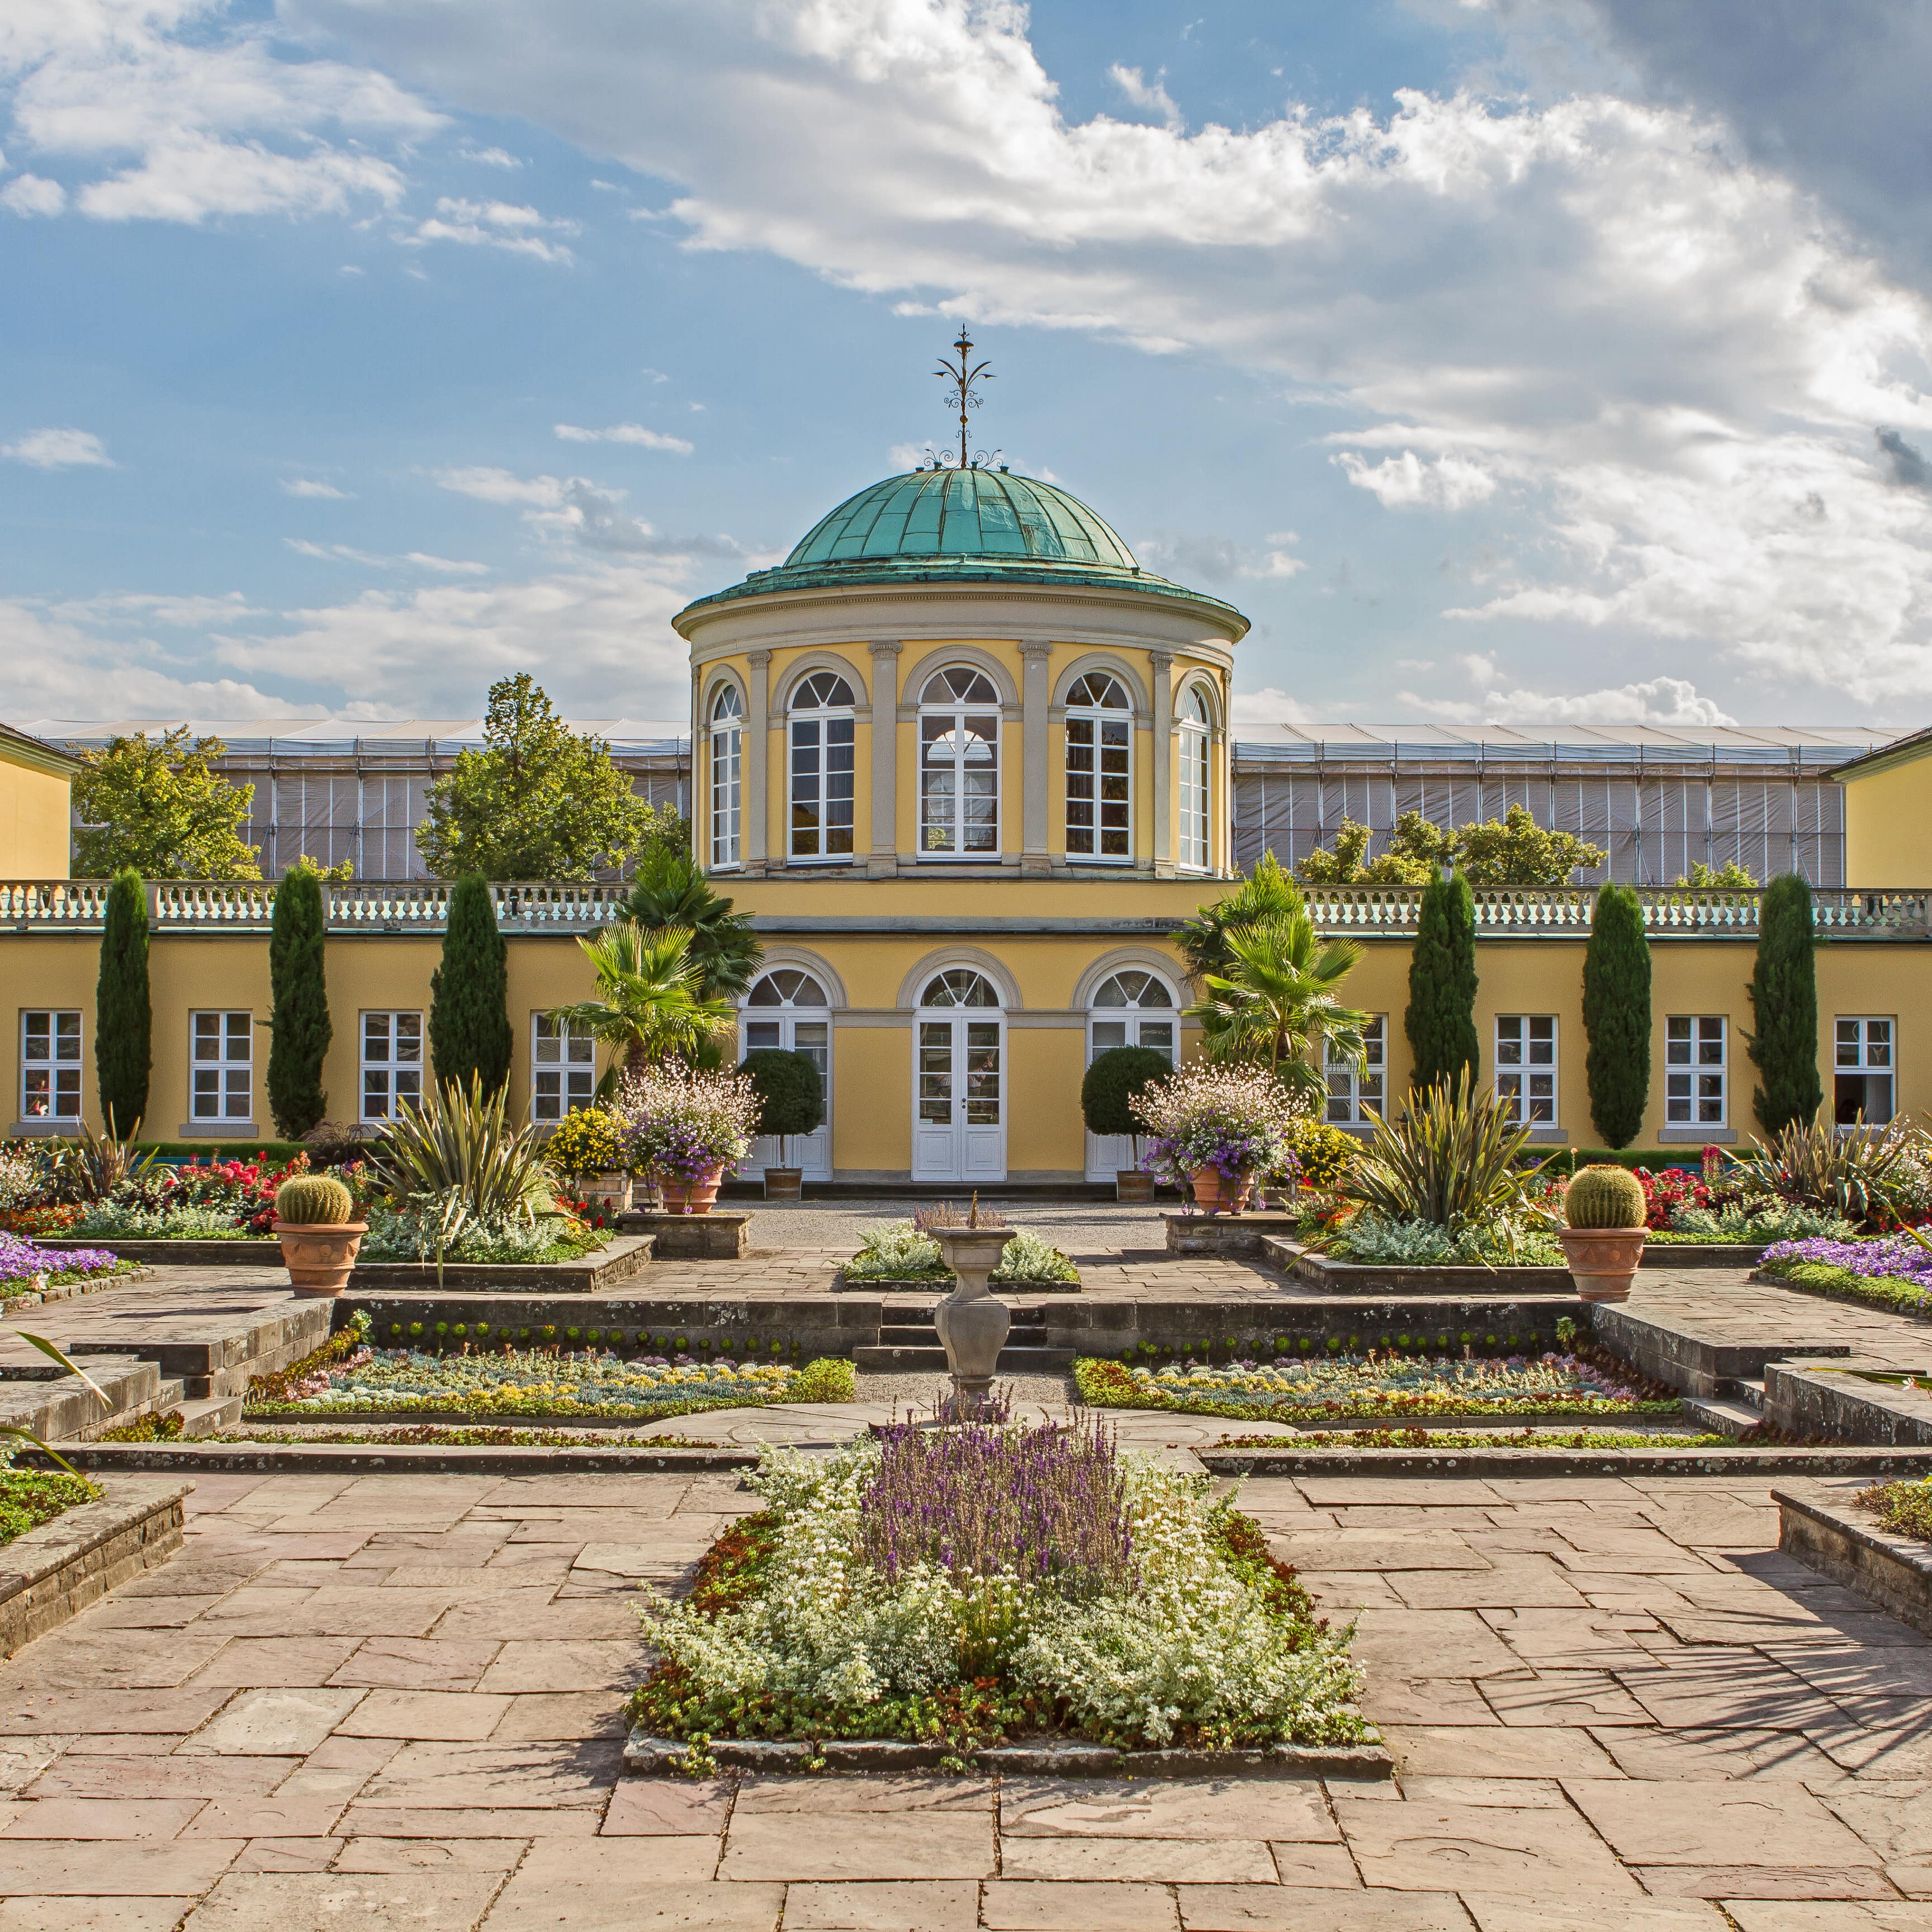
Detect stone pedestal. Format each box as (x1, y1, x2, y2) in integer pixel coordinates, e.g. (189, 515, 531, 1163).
(615, 1211, 750, 1259)
(931, 1227, 1012, 1412)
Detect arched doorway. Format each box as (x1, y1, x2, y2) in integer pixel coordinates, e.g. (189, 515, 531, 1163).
(912, 968, 1006, 1181)
(740, 968, 833, 1180)
(1084, 968, 1177, 1181)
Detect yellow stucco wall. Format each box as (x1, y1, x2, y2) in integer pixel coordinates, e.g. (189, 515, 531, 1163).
(0, 749, 75, 879)
(1843, 756, 1932, 888)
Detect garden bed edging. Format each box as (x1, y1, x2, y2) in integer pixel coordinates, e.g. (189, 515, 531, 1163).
(1775, 1479, 1932, 1637)
(0, 1476, 190, 1656)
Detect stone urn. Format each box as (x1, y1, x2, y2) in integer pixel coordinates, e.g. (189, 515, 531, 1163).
(276, 1221, 368, 1298)
(1555, 1227, 1647, 1303)
(931, 1225, 1014, 1411)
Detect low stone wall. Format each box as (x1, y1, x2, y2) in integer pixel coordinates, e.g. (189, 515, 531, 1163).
(1282, 1246, 1575, 1296)
(616, 1212, 750, 1259)
(1163, 1213, 1301, 1259)
(1045, 1295, 1579, 1359)
(37, 1237, 283, 1265)
(1776, 1480, 1932, 1637)
(1588, 1303, 1852, 1399)
(347, 1234, 655, 1292)
(1765, 1361, 1932, 1445)
(0, 1477, 190, 1658)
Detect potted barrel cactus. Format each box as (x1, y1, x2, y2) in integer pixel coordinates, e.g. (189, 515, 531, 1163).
(272, 1173, 366, 1298)
(1556, 1164, 1647, 1303)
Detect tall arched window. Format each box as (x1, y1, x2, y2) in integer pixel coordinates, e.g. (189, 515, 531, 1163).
(708, 684, 742, 870)
(1065, 673, 1131, 863)
(1088, 969, 1176, 1062)
(1178, 685, 1211, 872)
(742, 968, 833, 1178)
(918, 667, 1001, 859)
(788, 671, 856, 863)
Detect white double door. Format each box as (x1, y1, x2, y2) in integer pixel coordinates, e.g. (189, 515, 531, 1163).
(1083, 1012, 1176, 1181)
(741, 1014, 832, 1180)
(912, 1014, 1006, 1182)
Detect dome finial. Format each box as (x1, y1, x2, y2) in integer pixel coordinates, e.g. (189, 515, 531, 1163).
(934, 324, 996, 468)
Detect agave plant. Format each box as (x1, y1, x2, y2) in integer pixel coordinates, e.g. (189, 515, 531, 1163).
(1729, 1113, 1922, 1228)
(370, 1075, 553, 1236)
(1346, 1072, 1552, 1235)
(62, 1114, 162, 1205)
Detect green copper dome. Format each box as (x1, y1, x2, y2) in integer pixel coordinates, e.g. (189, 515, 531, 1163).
(785, 468, 1139, 571)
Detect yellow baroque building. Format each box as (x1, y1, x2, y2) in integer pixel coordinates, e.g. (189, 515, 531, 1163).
(4, 462, 1932, 1178)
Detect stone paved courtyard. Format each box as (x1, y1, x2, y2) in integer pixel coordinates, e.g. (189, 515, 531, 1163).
(2, 1462, 1931, 1927)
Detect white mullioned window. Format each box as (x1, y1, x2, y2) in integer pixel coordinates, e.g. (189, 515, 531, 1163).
(190, 1011, 253, 1121)
(708, 684, 743, 871)
(1177, 684, 1211, 872)
(1087, 970, 1176, 1063)
(361, 1011, 424, 1121)
(1665, 1015, 1727, 1127)
(1325, 1015, 1386, 1126)
(21, 1010, 81, 1121)
(1495, 1015, 1557, 1126)
(532, 1013, 596, 1121)
(1835, 1016, 1895, 1125)
(918, 667, 1001, 859)
(787, 672, 856, 862)
(1065, 671, 1133, 863)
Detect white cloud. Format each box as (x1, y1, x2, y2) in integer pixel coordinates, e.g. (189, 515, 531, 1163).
(49, 589, 263, 627)
(434, 465, 566, 508)
(554, 422, 695, 453)
(2, 1, 441, 225)
(0, 599, 290, 717)
(286, 538, 488, 574)
(1230, 686, 1319, 726)
(457, 143, 522, 168)
(0, 172, 63, 215)
(290, 0, 1932, 703)
(1401, 664, 1737, 728)
(404, 196, 576, 263)
(2, 427, 113, 468)
(1107, 64, 1182, 132)
(1135, 531, 1306, 583)
(282, 476, 352, 499)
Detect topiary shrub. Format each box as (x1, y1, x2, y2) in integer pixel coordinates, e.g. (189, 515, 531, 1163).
(1564, 1164, 1646, 1229)
(1747, 874, 1822, 1135)
(1405, 869, 1479, 1095)
(738, 1049, 825, 1167)
(1583, 882, 1651, 1149)
(1080, 1046, 1173, 1159)
(96, 867, 151, 1137)
(274, 1173, 354, 1225)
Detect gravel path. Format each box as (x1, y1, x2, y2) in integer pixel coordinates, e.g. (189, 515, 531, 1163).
(740, 1197, 1168, 1257)
(854, 1370, 1077, 1415)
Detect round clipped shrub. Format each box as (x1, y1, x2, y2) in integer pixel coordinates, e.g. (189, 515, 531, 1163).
(274, 1173, 354, 1226)
(738, 1049, 825, 1147)
(1565, 1164, 1647, 1229)
(1080, 1046, 1173, 1141)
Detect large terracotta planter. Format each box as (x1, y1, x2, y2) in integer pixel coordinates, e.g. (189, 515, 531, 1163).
(763, 1167, 804, 1201)
(276, 1220, 367, 1298)
(659, 1167, 724, 1215)
(1115, 1169, 1154, 1204)
(932, 1225, 1015, 1410)
(1556, 1225, 1647, 1303)
(1190, 1168, 1253, 1216)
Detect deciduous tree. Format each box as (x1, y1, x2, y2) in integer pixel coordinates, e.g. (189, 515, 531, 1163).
(72, 730, 260, 880)
(1299, 804, 1605, 889)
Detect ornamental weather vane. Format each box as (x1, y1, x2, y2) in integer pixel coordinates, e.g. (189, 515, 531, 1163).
(923, 325, 1002, 470)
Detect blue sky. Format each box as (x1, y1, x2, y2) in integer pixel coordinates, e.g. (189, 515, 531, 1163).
(3, 0, 1931, 732)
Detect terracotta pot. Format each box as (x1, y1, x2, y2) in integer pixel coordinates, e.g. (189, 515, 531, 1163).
(1556, 1225, 1647, 1303)
(658, 1167, 723, 1215)
(763, 1167, 804, 1201)
(1115, 1169, 1154, 1204)
(276, 1220, 367, 1299)
(1190, 1168, 1252, 1216)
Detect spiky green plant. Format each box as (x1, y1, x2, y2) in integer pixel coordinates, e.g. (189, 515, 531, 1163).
(1346, 1072, 1550, 1233)
(64, 1116, 161, 1204)
(273, 1174, 354, 1226)
(1729, 1114, 1920, 1228)
(371, 1075, 553, 1233)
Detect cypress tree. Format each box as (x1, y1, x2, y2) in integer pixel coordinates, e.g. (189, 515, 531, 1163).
(267, 864, 332, 1138)
(1583, 882, 1651, 1148)
(1746, 873, 1822, 1133)
(430, 875, 513, 1099)
(94, 868, 151, 1135)
(1405, 868, 1480, 1094)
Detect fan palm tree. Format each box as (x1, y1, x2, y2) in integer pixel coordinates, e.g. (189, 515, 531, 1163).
(1186, 909, 1372, 1106)
(1173, 850, 1301, 987)
(621, 849, 763, 1000)
(548, 920, 738, 1094)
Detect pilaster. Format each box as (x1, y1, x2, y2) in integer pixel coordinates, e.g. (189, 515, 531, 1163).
(1149, 650, 1175, 879)
(868, 641, 902, 878)
(745, 649, 771, 875)
(1020, 640, 1053, 875)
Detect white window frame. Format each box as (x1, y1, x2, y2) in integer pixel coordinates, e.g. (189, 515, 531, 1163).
(189, 1010, 254, 1123)
(1835, 1016, 1895, 1126)
(20, 1010, 82, 1123)
(917, 667, 1002, 861)
(1086, 970, 1178, 1065)
(1665, 1014, 1727, 1128)
(532, 1012, 597, 1123)
(1495, 1014, 1557, 1128)
(787, 673, 857, 864)
(1324, 1015, 1386, 1126)
(361, 1010, 424, 1122)
(1177, 686, 1210, 873)
(1064, 673, 1133, 865)
(708, 685, 742, 872)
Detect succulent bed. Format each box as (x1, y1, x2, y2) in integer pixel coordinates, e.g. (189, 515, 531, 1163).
(628, 1423, 1371, 1768)
(1075, 1344, 1679, 1423)
(1211, 1427, 1734, 1452)
(245, 1314, 856, 1418)
(841, 1220, 1079, 1287)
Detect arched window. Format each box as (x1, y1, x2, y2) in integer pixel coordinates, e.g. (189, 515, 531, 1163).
(918, 968, 1001, 1008)
(1065, 672, 1131, 863)
(788, 672, 856, 863)
(918, 667, 1001, 859)
(708, 684, 742, 870)
(1089, 969, 1176, 1062)
(1178, 685, 1211, 872)
(746, 967, 830, 1007)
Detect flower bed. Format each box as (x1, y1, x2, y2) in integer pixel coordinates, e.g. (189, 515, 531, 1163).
(842, 1221, 1079, 1287)
(1758, 1237, 1932, 1317)
(0, 1471, 100, 1546)
(1074, 1349, 1679, 1422)
(0, 1232, 129, 1301)
(1213, 1427, 1731, 1451)
(1859, 1479, 1932, 1542)
(247, 1317, 856, 1417)
(629, 1425, 1370, 1763)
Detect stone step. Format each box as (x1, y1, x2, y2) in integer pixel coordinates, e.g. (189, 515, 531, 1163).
(174, 1394, 244, 1437)
(1683, 1395, 1764, 1440)
(1721, 1376, 1768, 1412)
(853, 1345, 1074, 1374)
